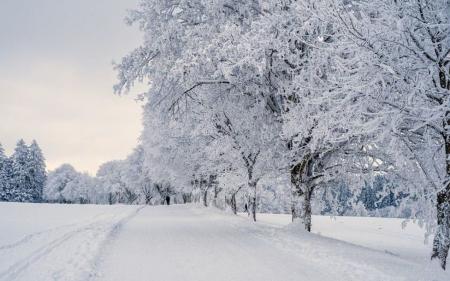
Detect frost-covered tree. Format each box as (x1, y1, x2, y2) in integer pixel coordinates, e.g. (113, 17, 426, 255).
(0, 143, 6, 200)
(224, 0, 391, 231)
(7, 140, 47, 203)
(44, 164, 82, 203)
(96, 154, 152, 205)
(45, 163, 97, 204)
(61, 172, 96, 204)
(46, 155, 152, 205)
(323, 0, 450, 268)
(0, 143, 10, 201)
(27, 140, 47, 202)
(114, 0, 450, 268)
(125, 145, 159, 204)
(96, 160, 128, 204)
(10, 139, 33, 202)
(139, 94, 222, 208)
(115, 0, 285, 221)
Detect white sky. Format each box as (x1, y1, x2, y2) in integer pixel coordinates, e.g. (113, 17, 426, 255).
(0, 0, 144, 174)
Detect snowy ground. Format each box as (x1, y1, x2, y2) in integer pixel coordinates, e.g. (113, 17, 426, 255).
(244, 213, 433, 264)
(0, 203, 448, 281)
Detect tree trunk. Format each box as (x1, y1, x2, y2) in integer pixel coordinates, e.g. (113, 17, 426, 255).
(108, 193, 114, 205)
(202, 189, 208, 207)
(290, 158, 307, 223)
(182, 193, 191, 204)
(249, 181, 257, 222)
(291, 184, 313, 232)
(213, 187, 219, 207)
(432, 114, 450, 269)
(250, 196, 256, 222)
(291, 187, 300, 223)
(302, 187, 313, 232)
(230, 192, 238, 215)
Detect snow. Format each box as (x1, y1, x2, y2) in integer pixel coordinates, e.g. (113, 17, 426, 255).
(0, 203, 141, 281)
(244, 213, 432, 263)
(1, 203, 448, 281)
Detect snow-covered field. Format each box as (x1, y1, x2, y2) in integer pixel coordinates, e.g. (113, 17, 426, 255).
(0, 203, 448, 281)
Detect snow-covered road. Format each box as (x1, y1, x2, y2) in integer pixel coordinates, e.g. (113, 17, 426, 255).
(1, 203, 448, 281)
(94, 205, 448, 281)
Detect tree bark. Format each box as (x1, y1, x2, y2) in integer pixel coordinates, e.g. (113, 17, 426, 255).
(431, 113, 450, 269)
(291, 185, 301, 222)
(302, 187, 313, 232)
(290, 156, 314, 232)
(230, 192, 238, 215)
(213, 185, 219, 207)
(249, 181, 257, 222)
(202, 189, 208, 207)
(182, 193, 191, 204)
(291, 183, 313, 232)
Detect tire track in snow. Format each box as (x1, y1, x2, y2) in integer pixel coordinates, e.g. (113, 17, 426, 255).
(0, 223, 78, 251)
(0, 219, 110, 280)
(0, 209, 140, 281)
(0, 213, 108, 252)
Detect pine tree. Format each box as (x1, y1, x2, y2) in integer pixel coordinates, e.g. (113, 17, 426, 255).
(2, 157, 14, 201)
(0, 143, 9, 201)
(27, 140, 47, 202)
(10, 139, 32, 202)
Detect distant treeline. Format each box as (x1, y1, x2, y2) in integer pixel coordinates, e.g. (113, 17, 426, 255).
(0, 141, 409, 219)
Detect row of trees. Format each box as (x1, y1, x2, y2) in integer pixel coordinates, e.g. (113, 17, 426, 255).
(44, 147, 406, 218)
(0, 140, 46, 203)
(43, 146, 189, 205)
(113, 0, 450, 269)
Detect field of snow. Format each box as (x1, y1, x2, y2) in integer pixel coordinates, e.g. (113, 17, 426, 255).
(0, 203, 448, 281)
(244, 213, 432, 263)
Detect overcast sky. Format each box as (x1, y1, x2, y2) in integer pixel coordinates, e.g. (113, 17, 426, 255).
(0, 0, 144, 174)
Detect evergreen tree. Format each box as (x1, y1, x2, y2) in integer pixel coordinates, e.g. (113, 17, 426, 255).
(10, 139, 32, 202)
(27, 140, 47, 202)
(2, 157, 14, 201)
(0, 143, 9, 201)
(358, 176, 408, 212)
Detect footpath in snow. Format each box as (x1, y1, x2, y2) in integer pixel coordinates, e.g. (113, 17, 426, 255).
(0, 203, 142, 281)
(0, 203, 448, 281)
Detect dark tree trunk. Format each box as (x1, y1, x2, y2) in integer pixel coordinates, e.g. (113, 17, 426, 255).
(291, 183, 301, 223)
(249, 181, 257, 222)
(431, 189, 450, 269)
(165, 196, 170, 205)
(432, 114, 450, 269)
(303, 187, 313, 232)
(202, 189, 208, 207)
(230, 192, 238, 215)
(291, 183, 313, 232)
(213, 187, 219, 207)
(250, 196, 256, 222)
(291, 203, 298, 222)
(290, 155, 314, 232)
(108, 193, 115, 205)
(182, 193, 192, 204)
